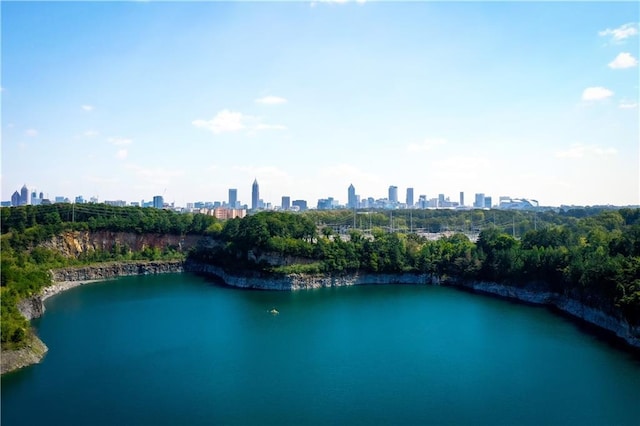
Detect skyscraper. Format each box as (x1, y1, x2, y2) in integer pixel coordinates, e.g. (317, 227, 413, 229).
(388, 185, 398, 203)
(11, 191, 20, 207)
(281, 196, 291, 210)
(228, 188, 237, 208)
(459, 192, 465, 207)
(406, 188, 414, 207)
(347, 184, 357, 209)
(20, 184, 29, 206)
(474, 193, 485, 208)
(251, 179, 259, 210)
(153, 195, 164, 209)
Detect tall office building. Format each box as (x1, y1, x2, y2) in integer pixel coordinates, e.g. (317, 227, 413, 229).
(153, 195, 164, 209)
(459, 192, 465, 207)
(11, 191, 20, 206)
(388, 186, 398, 203)
(228, 188, 237, 208)
(406, 188, 414, 207)
(20, 184, 29, 206)
(347, 184, 357, 209)
(251, 179, 259, 210)
(281, 196, 291, 210)
(474, 193, 485, 208)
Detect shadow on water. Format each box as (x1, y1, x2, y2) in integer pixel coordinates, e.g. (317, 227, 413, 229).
(448, 283, 640, 363)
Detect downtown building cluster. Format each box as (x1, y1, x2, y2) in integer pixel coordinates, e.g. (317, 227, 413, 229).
(3, 180, 540, 214)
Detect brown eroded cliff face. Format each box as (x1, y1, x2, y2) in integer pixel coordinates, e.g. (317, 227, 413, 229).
(41, 231, 203, 257)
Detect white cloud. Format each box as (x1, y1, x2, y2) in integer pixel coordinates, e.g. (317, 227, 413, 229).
(25, 129, 38, 137)
(555, 143, 617, 159)
(83, 130, 99, 137)
(407, 138, 447, 152)
(608, 52, 638, 69)
(192, 110, 246, 134)
(194, 109, 287, 135)
(599, 23, 639, 42)
(619, 101, 638, 109)
(108, 137, 133, 146)
(116, 149, 128, 160)
(255, 96, 288, 105)
(582, 86, 614, 101)
(81, 105, 94, 111)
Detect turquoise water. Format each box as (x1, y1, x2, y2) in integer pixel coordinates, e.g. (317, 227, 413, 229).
(2, 273, 639, 425)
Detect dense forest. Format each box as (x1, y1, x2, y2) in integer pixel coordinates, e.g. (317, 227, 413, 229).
(2, 204, 639, 349)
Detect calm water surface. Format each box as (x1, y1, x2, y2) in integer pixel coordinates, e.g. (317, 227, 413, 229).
(2, 273, 639, 425)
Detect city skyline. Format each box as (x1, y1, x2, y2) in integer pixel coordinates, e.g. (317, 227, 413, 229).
(2, 2, 638, 207)
(3, 178, 625, 211)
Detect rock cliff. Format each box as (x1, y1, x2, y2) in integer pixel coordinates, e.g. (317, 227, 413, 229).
(42, 231, 201, 257)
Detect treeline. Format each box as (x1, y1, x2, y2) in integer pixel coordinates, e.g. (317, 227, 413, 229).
(1, 203, 219, 235)
(194, 209, 640, 325)
(303, 206, 616, 236)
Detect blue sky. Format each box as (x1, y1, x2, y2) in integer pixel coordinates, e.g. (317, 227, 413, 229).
(2, 1, 638, 207)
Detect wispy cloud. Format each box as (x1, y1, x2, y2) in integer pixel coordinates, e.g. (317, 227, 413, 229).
(193, 109, 287, 135)
(608, 52, 638, 69)
(619, 101, 638, 109)
(582, 86, 614, 101)
(25, 129, 38, 137)
(555, 143, 617, 159)
(107, 137, 133, 146)
(116, 149, 128, 160)
(81, 105, 94, 112)
(83, 130, 99, 137)
(255, 96, 288, 105)
(599, 23, 639, 42)
(193, 110, 245, 134)
(407, 138, 447, 152)
(256, 124, 287, 131)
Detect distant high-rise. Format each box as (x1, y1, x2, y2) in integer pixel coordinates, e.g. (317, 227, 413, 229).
(388, 186, 398, 203)
(460, 192, 464, 207)
(20, 184, 29, 206)
(406, 188, 414, 207)
(228, 188, 238, 208)
(281, 196, 291, 210)
(11, 191, 20, 207)
(347, 184, 357, 209)
(153, 195, 164, 209)
(484, 196, 492, 209)
(39, 192, 44, 200)
(474, 193, 485, 208)
(251, 179, 259, 210)
(292, 200, 307, 211)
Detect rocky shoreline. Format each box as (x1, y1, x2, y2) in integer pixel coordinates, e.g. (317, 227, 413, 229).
(1, 260, 185, 375)
(3, 260, 639, 375)
(189, 261, 640, 350)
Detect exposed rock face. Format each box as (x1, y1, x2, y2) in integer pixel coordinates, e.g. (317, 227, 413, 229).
(18, 296, 45, 321)
(41, 231, 202, 257)
(50, 260, 185, 283)
(186, 261, 437, 290)
(1, 335, 48, 375)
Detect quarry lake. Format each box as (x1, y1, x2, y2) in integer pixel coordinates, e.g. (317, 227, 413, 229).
(2, 273, 640, 426)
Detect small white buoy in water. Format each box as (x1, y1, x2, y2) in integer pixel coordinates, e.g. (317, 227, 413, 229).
(269, 308, 279, 315)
